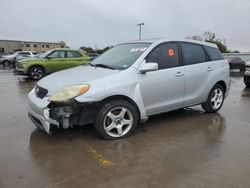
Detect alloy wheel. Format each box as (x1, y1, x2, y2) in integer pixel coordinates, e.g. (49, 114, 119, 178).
(103, 107, 133, 138)
(31, 67, 43, 79)
(211, 88, 224, 110)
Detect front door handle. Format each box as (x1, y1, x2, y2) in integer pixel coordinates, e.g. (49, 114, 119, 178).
(207, 66, 213, 72)
(175, 71, 184, 77)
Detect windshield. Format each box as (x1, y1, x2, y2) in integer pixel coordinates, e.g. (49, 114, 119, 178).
(90, 43, 151, 70)
(39, 50, 52, 58)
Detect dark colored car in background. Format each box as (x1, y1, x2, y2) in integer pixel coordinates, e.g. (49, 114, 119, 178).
(225, 57, 246, 72)
(86, 52, 100, 60)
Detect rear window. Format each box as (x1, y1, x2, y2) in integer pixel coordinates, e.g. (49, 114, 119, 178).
(204, 46, 224, 61)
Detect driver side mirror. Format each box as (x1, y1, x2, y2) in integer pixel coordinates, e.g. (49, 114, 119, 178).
(139, 62, 158, 73)
(47, 56, 53, 60)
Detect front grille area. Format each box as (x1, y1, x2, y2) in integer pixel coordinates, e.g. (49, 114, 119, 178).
(35, 85, 48, 99)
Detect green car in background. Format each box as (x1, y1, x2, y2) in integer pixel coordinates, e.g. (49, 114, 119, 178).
(14, 48, 90, 79)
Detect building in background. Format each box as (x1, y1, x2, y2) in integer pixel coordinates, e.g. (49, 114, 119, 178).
(0, 40, 66, 54)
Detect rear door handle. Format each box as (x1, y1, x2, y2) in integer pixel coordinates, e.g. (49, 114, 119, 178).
(207, 66, 213, 71)
(175, 71, 184, 77)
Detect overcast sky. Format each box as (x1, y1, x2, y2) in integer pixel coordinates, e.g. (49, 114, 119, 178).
(0, 0, 250, 51)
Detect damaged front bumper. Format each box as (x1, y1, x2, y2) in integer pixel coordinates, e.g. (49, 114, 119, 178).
(27, 88, 59, 133)
(27, 88, 97, 134)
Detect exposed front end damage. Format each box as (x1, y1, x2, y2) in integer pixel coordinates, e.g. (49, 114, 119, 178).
(48, 100, 98, 131)
(27, 87, 99, 134)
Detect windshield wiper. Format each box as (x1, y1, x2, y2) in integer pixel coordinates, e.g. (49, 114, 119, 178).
(89, 63, 115, 70)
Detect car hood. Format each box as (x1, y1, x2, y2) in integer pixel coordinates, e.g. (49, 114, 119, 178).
(1, 54, 14, 59)
(37, 65, 120, 94)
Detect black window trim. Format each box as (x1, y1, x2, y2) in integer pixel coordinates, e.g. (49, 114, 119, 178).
(203, 45, 224, 61)
(145, 41, 182, 70)
(180, 42, 210, 66)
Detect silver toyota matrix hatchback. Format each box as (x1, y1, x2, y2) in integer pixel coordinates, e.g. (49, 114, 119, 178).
(27, 39, 230, 139)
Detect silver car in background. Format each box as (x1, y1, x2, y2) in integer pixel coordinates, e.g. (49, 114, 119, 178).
(27, 39, 230, 139)
(0, 51, 38, 67)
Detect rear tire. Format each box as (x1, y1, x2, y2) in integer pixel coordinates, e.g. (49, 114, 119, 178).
(28, 66, 45, 80)
(202, 84, 225, 113)
(94, 100, 139, 140)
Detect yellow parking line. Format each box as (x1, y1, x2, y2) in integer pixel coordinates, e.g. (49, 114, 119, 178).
(84, 145, 114, 168)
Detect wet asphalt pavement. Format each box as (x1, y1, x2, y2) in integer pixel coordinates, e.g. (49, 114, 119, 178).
(0, 68, 250, 188)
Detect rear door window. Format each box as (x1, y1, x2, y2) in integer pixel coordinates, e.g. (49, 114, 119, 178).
(181, 43, 206, 65)
(146, 43, 179, 69)
(67, 51, 82, 58)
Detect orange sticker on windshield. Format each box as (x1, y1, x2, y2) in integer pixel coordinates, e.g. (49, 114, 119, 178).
(168, 49, 175, 56)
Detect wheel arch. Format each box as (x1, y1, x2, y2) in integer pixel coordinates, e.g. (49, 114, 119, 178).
(3, 59, 11, 63)
(204, 80, 227, 103)
(99, 95, 142, 121)
(215, 80, 226, 92)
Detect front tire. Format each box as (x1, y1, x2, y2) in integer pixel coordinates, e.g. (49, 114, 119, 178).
(202, 84, 225, 113)
(28, 66, 45, 80)
(94, 100, 139, 140)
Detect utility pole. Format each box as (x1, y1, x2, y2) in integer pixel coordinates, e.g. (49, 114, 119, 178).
(136, 23, 144, 40)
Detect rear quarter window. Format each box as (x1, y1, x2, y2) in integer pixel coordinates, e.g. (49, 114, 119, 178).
(67, 51, 82, 58)
(204, 46, 224, 61)
(181, 43, 206, 65)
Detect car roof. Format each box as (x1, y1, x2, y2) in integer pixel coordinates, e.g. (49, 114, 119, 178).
(52, 48, 81, 51)
(16, 51, 37, 53)
(122, 38, 218, 48)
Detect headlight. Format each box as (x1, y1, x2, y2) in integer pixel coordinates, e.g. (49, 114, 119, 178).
(48, 84, 89, 102)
